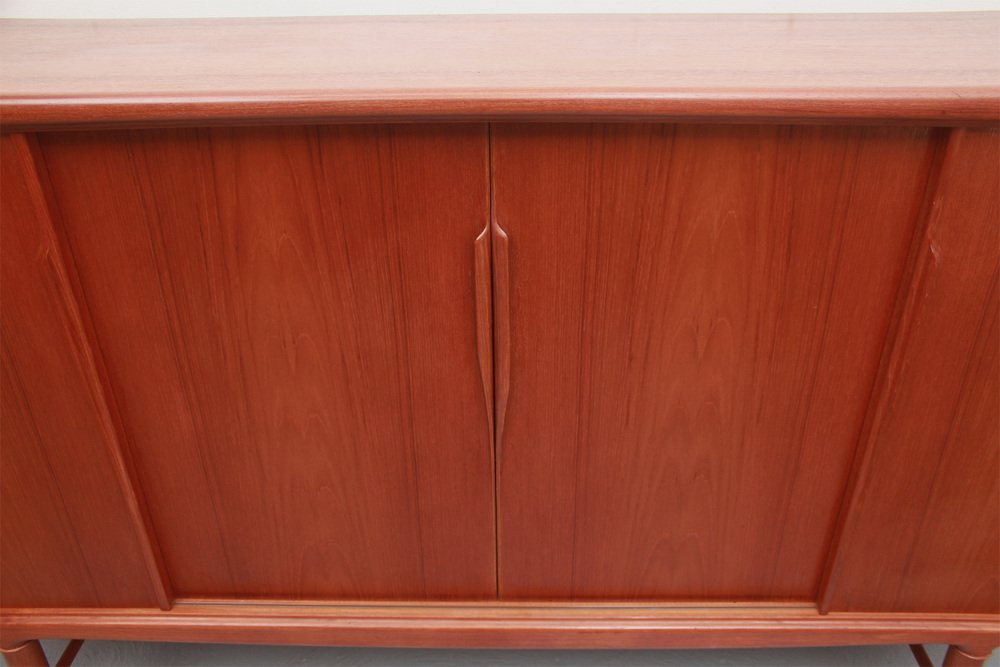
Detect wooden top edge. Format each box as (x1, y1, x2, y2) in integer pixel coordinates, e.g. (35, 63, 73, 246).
(2, 11, 997, 26)
(3, 91, 999, 131)
(2, 13, 999, 128)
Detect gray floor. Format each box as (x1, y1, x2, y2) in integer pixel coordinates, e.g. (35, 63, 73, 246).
(15, 641, 996, 666)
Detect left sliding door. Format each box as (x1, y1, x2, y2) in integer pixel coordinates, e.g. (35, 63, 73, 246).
(2, 125, 496, 601)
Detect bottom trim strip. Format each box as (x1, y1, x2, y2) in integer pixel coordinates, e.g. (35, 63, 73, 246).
(2, 603, 997, 650)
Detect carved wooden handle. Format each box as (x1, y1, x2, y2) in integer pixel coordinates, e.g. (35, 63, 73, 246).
(473, 226, 495, 447)
(491, 220, 511, 460)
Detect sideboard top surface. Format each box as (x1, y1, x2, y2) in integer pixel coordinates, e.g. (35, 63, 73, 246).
(1, 12, 998, 129)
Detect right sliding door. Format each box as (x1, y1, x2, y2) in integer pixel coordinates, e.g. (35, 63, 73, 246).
(491, 123, 942, 601)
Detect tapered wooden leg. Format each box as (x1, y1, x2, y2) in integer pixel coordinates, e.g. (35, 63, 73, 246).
(943, 644, 995, 667)
(54, 640, 83, 667)
(0, 640, 49, 667)
(910, 644, 934, 667)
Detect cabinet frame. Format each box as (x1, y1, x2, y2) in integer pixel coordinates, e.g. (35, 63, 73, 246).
(1, 11, 998, 665)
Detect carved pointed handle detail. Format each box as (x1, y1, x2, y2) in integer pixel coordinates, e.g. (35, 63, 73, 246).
(473, 226, 495, 448)
(491, 219, 511, 461)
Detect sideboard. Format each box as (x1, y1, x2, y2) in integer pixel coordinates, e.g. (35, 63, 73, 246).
(1, 12, 998, 667)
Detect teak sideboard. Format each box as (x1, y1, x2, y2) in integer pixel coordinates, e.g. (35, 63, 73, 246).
(0, 12, 998, 667)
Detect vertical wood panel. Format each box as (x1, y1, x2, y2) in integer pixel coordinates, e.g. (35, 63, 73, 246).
(36, 124, 495, 599)
(492, 123, 935, 600)
(1, 134, 166, 609)
(820, 129, 1000, 614)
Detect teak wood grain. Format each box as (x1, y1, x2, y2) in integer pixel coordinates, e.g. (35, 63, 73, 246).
(821, 129, 1000, 615)
(29, 124, 496, 600)
(1, 13, 998, 129)
(1, 602, 997, 651)
(492, 123, 938, 601)
(0, 135, 166, 609)
(2, 11, 999, 654)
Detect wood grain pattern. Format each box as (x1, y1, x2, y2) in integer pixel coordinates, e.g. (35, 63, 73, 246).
(1, 13, 998, 129)
(474, 226, 494, 443)
(490, 221, 511, 457)
(32, 124, 496, 600)
(1, 602, 998, 651)
(0, 134, 166, 610)
(820, 129, 1000, 615)
(492, 123, 937, 600)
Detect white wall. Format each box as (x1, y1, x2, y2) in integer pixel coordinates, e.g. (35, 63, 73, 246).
(2, 0, 998, 17)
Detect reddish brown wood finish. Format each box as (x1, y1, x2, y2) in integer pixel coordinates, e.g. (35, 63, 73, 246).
(474, 226, 495, 445)
(910, 643, 935, 667)
(820, 129, 1000, 615)
(53, 639, 82, 667)
(944, 644, 997, 667)
(492, 123, 938, 600)
(0, 640, 47, 667)
(0, 134, 166, 610)
(1, 13, 998, 130)
(490, 220, 511, 457)
(2, 12, 998, 647)
(0, 602, 997, 651)
(30, 125, 496, 599)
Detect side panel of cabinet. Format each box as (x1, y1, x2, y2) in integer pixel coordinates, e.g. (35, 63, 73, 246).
(821, 129, 1000, 614)
(34, 125, 496, 599)
(1, 134, 164, 609)
(491, 123, 936, 600)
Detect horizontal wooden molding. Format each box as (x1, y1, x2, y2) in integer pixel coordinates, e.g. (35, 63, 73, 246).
(1, 13, 998, 129)
(2, 602, 998, 650)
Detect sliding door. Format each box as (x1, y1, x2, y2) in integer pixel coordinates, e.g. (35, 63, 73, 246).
(24, 124, 496, 600)
(492, 123, 935, 600)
